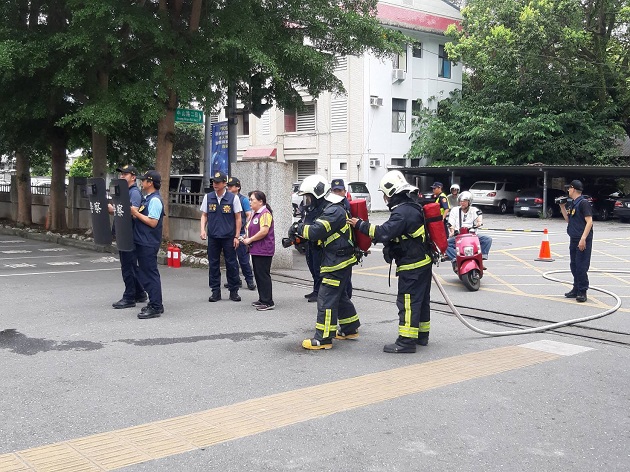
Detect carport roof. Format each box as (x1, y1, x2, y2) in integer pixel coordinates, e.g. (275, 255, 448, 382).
(394, 164, 630, 179)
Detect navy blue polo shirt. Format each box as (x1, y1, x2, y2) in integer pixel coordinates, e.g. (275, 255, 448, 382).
(567, 195, 593, 239)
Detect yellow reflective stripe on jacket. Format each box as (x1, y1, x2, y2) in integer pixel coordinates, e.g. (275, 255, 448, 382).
(409, 225, 426, 239)
(320, 255, 357, 273)
(315, 218, 331, 232)
(303, 225, 310, 240)
(368, 223, 376, 238)
(322, 277, 340, 287)
(316, 309, 333, 338)
(324, 232, 341, 246)
(338, 314, 359, 325)
(419, 321, 430, 333)
(396, 255, 432, 272)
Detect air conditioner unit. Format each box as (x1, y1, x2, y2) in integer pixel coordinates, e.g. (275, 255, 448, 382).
(369, 158, 381, 168)
(392, 69, 406, 81)
(369, 96, 384, 107)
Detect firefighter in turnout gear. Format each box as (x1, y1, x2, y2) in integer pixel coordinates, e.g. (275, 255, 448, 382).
(349, 170, 432, 353)
(292, 175, 360, 350)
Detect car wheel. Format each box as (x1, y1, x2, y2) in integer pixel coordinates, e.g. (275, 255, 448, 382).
(545, 206, 554, 219)
(597, 207, 609, 221)
(498, 200, 509, 214)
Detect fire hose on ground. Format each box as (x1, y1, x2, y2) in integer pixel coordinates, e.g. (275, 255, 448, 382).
(432, 269, 626, 337)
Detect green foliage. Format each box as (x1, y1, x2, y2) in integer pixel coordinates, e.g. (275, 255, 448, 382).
(409, 0, 630, 166)
(172, 123, 203, 174)
(68, 154, 92, 177)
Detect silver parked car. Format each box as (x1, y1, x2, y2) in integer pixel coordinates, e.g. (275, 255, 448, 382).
(348, 181, 371, 211)
(469, 181, 520, 214)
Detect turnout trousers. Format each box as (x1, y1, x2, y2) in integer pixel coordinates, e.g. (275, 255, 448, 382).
(396, 264, 432, 341)
(314, 266, 360, 341)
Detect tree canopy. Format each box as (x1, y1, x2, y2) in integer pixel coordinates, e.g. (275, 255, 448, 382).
(408, 0, 630, 166)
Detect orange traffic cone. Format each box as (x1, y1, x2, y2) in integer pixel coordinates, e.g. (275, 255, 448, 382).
(535, 228, 555, 262)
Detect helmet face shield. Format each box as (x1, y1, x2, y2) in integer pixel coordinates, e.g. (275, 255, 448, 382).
(302, 194, 313, 207)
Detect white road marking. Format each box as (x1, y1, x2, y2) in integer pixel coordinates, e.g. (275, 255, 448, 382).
(39, 248, 67, 252)
(0, 268, 119, 277)
(519, 340, 594, 356)
(4, 263, 37, 269)
(90, 256, 119, 263)
(0, 240, 26, 243)
(46, 261, 80, 266)
(1, 250, 32, 254)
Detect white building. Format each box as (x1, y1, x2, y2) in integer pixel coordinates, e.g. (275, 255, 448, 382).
(230, 0, 463, 211)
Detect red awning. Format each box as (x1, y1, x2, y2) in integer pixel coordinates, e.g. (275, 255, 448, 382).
(242, 147, 277, 159)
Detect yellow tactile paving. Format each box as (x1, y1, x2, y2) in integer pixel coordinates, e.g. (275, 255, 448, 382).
(2, 345, 565, 472)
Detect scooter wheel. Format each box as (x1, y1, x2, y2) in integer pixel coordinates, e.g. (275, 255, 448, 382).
(461, 269, 481, 291)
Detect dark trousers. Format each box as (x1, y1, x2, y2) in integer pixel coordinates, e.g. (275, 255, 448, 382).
(314, 267, 360, 341)
(305, 242, 323, 295)
(396, 264, 431, 341)
(569, 237, 592, 292)
(119, 249, 144, 301)
(208, 237, 240, 292)
(252, 255, 273, 305)
(135, 244, 162, 309)
(235, 239, 255, 284)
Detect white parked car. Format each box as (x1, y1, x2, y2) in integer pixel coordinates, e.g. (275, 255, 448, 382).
(348, 181, 371, 211)
(468, 181, 520, 214)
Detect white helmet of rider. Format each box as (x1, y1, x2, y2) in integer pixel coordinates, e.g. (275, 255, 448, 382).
(450, 184, 460, 191)
(298, 175, 330, 199)
(458, 190, 473, 204)
(379, 170, 418, 198)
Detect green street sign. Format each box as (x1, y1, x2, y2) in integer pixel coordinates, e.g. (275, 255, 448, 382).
(175, 108, 203, 124)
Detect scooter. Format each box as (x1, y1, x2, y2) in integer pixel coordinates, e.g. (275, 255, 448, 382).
(452, 226, 484, 291)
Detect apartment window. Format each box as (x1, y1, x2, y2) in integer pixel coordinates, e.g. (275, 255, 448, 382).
(392, 46, 408, 71)
(412, 44, 422, 58)
(237, 112, 249, 136)
(412, 99, 422, 124)
(340, 162, 347, 171)
(438, 44, 451, 79)
(284, 104, 316, 132)
(392, 98, 407, 133)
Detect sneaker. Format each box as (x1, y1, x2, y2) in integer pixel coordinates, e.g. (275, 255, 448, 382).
(302, 338, 332, 350)
(208, 292, 221, 302)
(229, 291, 241, 302)
(256, 303, 275, 311)
(576, 292, 587, 303)
(307, 294, 318, 303)
(335, 330, 359, 340)
(304, 292, 315, 299)
(135, 292, 148, 303)
(247, 282, 257, 291)
(252, 300, 264, 307)
(564, 289, 578, 298)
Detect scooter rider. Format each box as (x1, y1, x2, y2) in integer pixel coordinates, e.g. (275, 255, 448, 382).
(446, 191, 493, 262)
(292, 175, 360, 350)
(447, 183, 460, 209)
(349, 170, 432, 354)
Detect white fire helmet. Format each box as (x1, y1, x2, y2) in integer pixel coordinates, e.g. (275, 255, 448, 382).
(378, 170, 418, 198)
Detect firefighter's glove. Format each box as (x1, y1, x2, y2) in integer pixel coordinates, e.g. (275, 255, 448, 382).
(289, 222, 303, 237)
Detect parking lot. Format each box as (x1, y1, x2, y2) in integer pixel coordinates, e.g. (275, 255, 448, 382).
(1, 214, 629, 471)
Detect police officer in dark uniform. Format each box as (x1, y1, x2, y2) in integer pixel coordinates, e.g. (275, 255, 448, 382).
(200, 171, 242, 302)
(130, 170, 165, 319)
(350, 170, 432, 353)
(109, 164, 147, 309)
(293, 175, 360, 350)
(559, 179, 593, 303)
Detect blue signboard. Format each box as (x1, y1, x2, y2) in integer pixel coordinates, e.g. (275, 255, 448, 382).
(210, 121, 229, 177)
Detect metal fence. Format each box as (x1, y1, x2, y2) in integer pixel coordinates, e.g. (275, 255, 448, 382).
(169, 191, 204, 206)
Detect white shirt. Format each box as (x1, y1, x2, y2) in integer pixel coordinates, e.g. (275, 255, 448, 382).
(199, 190, 242, 214)
(447, 205, 483, 233)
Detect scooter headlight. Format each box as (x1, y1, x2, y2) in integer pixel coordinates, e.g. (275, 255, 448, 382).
(463, 246, 474, 257)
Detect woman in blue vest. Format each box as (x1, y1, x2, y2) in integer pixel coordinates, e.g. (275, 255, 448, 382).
(130, 170, 165, 319)
(242, 190, 275, 311)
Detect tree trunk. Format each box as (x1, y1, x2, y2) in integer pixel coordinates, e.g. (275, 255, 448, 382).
(155, 89, 177, 240)
(15, 150, 32, 225)
(49, 129, 68, 231)
(92, 70, 109, 179)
